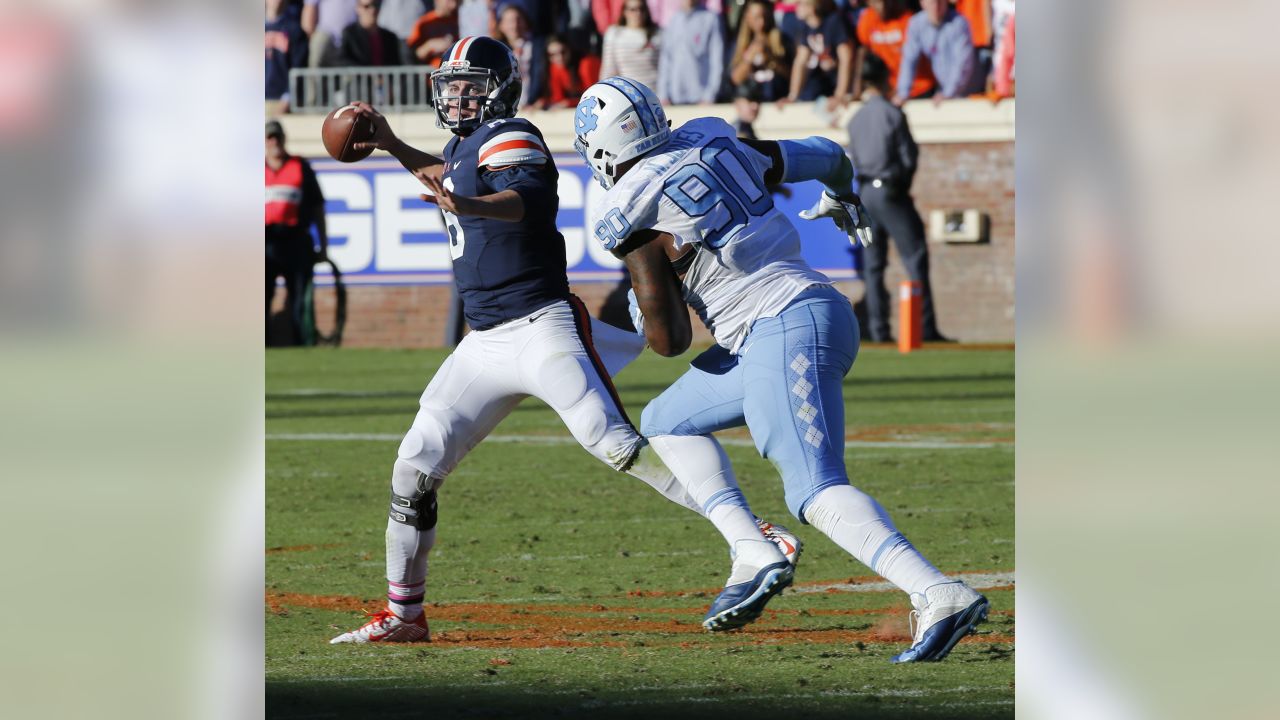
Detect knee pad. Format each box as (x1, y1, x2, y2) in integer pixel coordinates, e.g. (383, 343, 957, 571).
(397, 412, 449, 475)
(388, 460, 439, 531)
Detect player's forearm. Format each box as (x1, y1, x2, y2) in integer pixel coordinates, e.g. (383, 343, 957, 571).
(453, 189, 525, 223)
(389, 139, 444, 176)
(623, 237, 690, 357)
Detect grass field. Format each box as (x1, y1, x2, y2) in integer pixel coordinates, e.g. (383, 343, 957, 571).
(266, 344, 1014, 719)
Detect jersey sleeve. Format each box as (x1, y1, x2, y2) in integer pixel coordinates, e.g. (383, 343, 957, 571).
(475, 119, 550, 169)
(592, 170, 663, 252)
(485, 163, 556, 213)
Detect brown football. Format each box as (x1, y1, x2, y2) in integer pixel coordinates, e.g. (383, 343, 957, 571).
(321, 104, 376, 162)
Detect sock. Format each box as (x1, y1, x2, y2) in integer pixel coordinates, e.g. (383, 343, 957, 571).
(648, 434, 781, 567)
(624, 441, 703, 514)
(384, 459, 438, 619)
(804, 484, 949, 596)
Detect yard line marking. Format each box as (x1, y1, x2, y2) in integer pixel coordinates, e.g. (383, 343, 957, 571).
(266, 432, 1008, 450)
(790, 571, 1014, 595)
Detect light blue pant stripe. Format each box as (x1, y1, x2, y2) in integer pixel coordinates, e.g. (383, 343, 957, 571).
(703, 486, 747, 514)
(870, 532, 906, 574)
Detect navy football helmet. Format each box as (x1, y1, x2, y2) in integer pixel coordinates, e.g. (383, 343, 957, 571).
(430, 36, 522, 134)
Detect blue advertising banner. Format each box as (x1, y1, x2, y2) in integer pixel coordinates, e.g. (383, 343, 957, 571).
(310, 153, 860, 285)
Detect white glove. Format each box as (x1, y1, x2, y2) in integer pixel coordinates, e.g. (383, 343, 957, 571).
(626, 288, 645, 336)
(799, 191, 874, 248)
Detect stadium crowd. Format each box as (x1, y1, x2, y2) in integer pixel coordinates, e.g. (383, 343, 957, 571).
(266, 0, 1015, 115)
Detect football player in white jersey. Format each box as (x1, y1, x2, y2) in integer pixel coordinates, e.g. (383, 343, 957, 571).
(573, 76, 988, 662)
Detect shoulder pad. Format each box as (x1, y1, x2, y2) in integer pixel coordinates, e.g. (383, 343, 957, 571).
(476, 119, 549, 168)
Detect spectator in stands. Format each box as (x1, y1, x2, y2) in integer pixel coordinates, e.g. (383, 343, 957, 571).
(339, 0, 403, 66)
(853, 0, 933, 101)
(591, 0, 625, 35)
(729, 0, 793, 102)
(600, 0, 661, 89)
(953, 0, 992, 88)
(783, 0, 853, 113)
(376, 0, 427, 64)
(990, 0, 1013, 97)
(265, 119, 328, 346)
(649, 0, 723, 27)
(774, 1, 803, 41)
(732, 79, 763, 140)
(494, 2, 546, 109)
(896, 0, 976, 105)
(303, 0, 359, 67)
(846, 54, 949, 342)
(458, 0, 496, 39)
(409, 0, 460, 67)
(657, 0, 723, 105)
(991, 8, 1013, 97)
(563, 0, 599, 42)
(266, 0, 309, 115)
(542, 34, 600, 108)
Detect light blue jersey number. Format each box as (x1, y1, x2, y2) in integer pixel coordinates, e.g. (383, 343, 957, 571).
(661, 137, 772, 248)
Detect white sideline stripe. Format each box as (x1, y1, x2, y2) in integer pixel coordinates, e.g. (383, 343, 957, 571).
(266, 432, 1007, 450)
(791, 570, 1014, 595)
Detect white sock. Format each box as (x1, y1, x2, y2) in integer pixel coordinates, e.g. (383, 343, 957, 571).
(625, 442, 702, 513)
(804, 484, 949, 596)
(385, 460, 438, 619)
(649, 434, 781, 567)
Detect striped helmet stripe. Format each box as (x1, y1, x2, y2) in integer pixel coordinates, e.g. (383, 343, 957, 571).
(450, 36, 476, 62)
(601, 77, 658, 137)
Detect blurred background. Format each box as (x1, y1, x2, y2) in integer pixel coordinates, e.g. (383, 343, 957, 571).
(3, 0, 1280, 717)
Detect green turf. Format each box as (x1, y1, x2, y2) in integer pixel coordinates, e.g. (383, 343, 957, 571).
(267, 344, 1014, 719)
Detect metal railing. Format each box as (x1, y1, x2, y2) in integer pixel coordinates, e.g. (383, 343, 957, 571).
(287, 66, 434, 114)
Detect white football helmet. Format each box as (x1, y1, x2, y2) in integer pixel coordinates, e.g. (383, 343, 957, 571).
(573, 77, 671, 189)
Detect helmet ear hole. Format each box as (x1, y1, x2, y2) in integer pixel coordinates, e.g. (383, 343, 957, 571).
(592, 149, 605, 159)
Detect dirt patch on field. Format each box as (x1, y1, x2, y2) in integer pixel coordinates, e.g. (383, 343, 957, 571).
(269, 590, 1014, 649)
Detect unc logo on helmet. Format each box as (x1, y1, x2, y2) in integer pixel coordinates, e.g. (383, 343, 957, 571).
(430, 36, 523, 134)
(574, 97, 599, 135)
(573, 77, 672, 190)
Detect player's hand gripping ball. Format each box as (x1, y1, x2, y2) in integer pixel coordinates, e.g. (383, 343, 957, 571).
(321, 104, 376, 163)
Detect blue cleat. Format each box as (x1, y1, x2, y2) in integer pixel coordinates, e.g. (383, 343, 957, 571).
(702, 560, 795, 632)
(890, 581, 989, 663)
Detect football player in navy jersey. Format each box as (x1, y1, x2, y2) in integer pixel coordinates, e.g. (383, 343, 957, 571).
(329, 36, 799, 644)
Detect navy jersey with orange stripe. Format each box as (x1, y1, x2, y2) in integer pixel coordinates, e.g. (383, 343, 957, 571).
(442, 117, 570, 330)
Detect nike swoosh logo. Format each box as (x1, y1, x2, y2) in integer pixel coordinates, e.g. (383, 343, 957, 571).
(778, 539, 796, 555)
(452, 161, 461, 170)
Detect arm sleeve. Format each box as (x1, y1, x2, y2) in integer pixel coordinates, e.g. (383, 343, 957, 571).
(897, 21, 920, 100)
(484, 164, 557, 216)
(895, 112, 918, 184)
(940, 17, 975, 96)
(777, 135, 855, 198)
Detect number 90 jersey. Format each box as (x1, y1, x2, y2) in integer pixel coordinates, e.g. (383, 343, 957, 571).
(594, 117, 831, 354)
(441, 117, 571, 331)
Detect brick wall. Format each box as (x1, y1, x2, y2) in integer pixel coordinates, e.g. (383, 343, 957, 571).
(275, 140, 1014, 347)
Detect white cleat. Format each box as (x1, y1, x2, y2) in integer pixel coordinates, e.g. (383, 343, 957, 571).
(891, 581, 988, 663)
(756, 516, 802, 568)
(330, 609, 430, 644)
